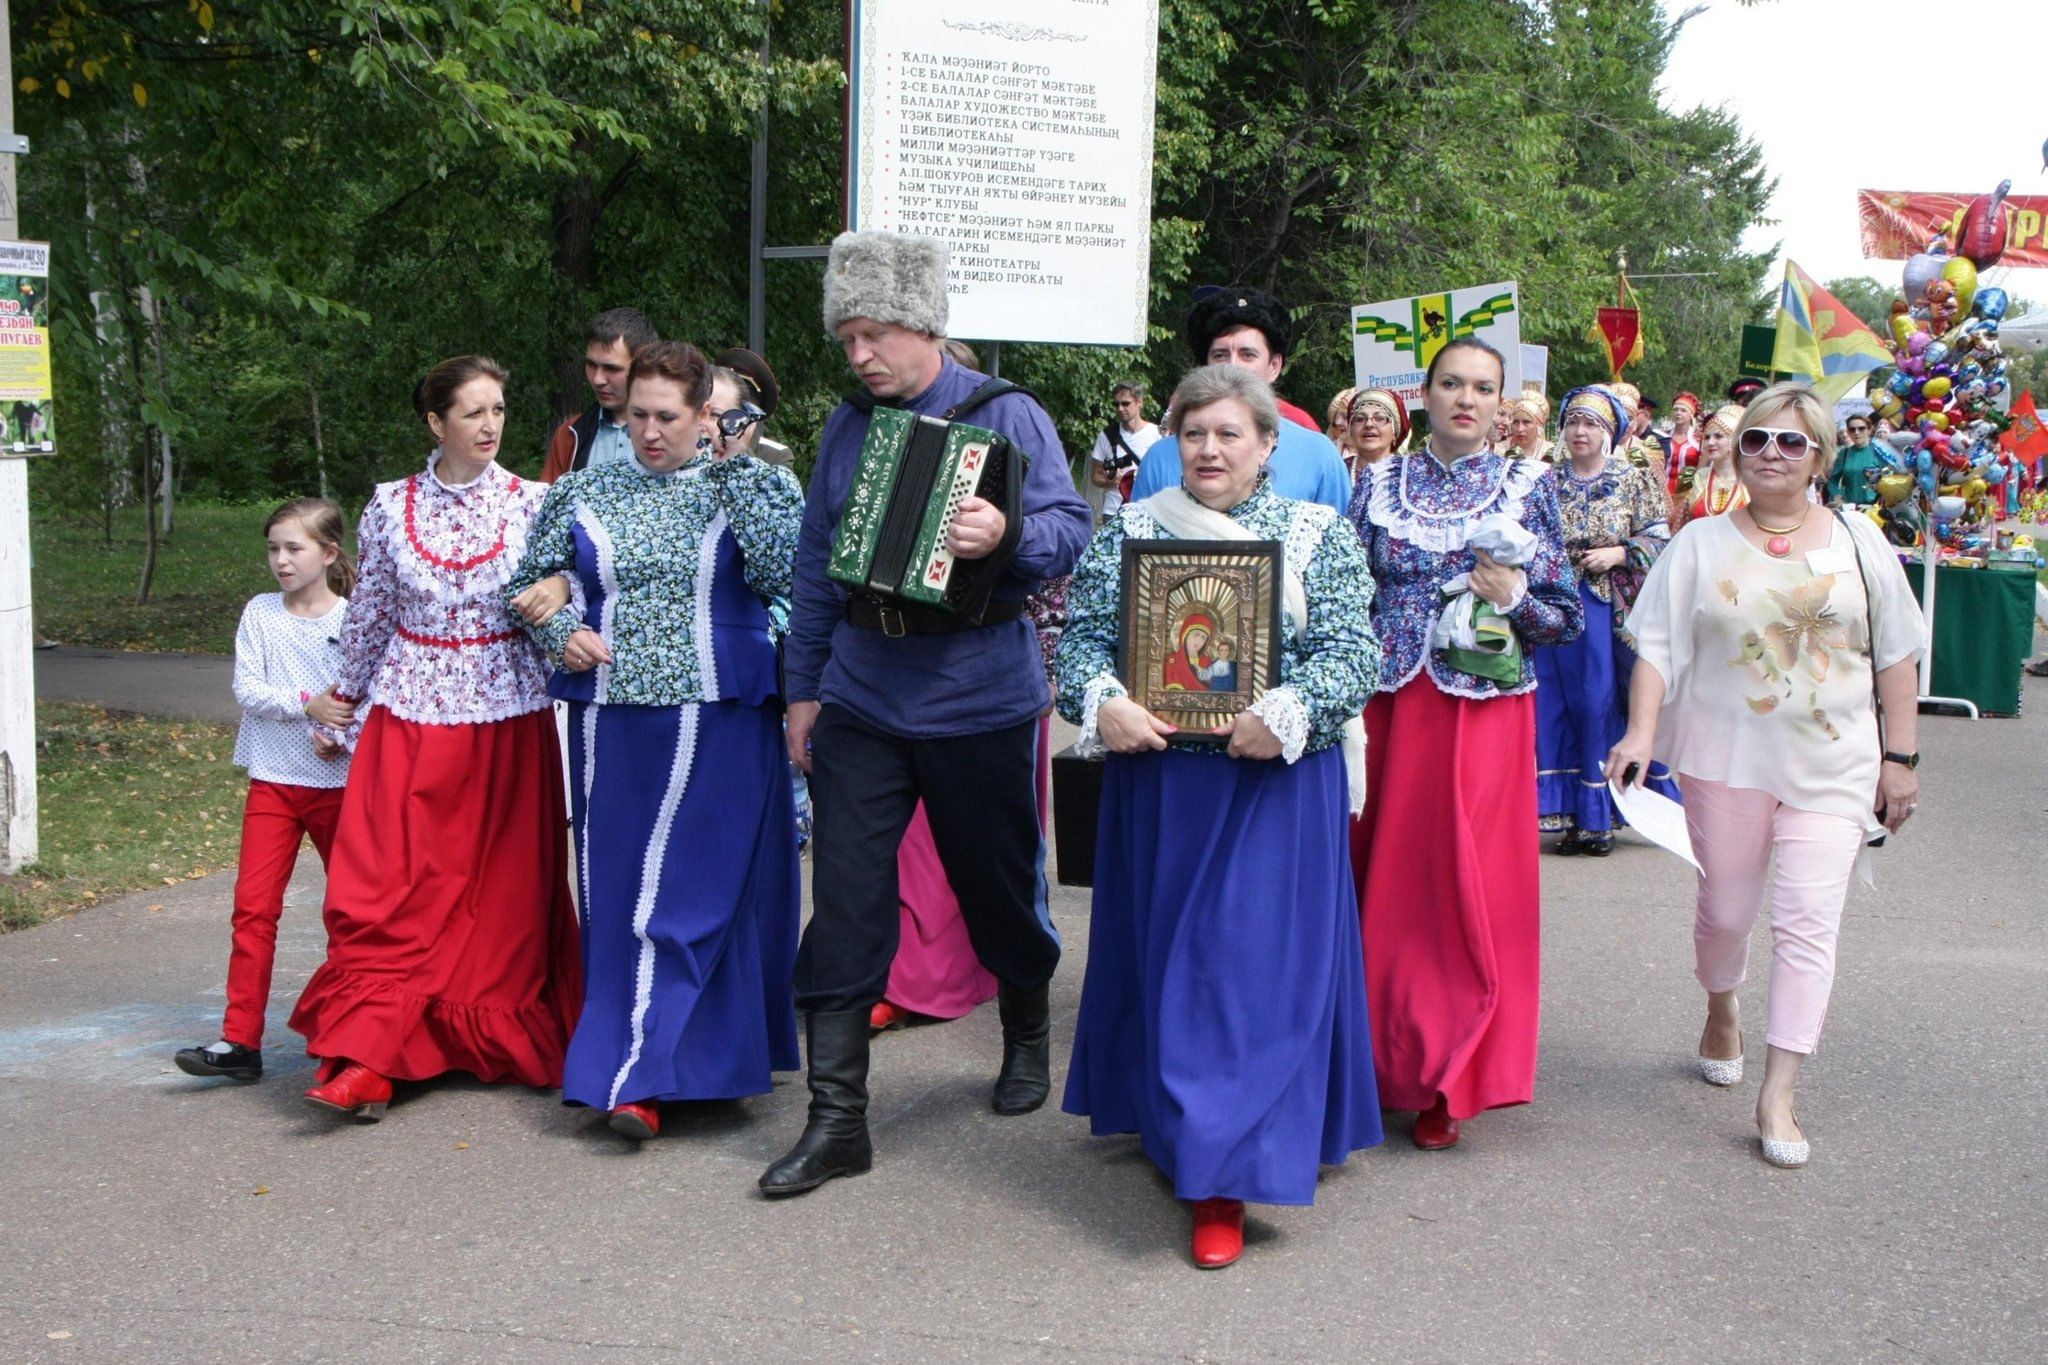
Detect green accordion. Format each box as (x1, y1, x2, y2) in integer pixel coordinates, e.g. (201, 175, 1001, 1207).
(827, 401, 1025, 621)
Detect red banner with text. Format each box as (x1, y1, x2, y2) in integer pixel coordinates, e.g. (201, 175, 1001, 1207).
(1857, 189, 2048, 269)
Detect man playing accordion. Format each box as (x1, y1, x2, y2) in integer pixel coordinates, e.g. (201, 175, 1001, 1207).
(763, 230, 1091, 1197)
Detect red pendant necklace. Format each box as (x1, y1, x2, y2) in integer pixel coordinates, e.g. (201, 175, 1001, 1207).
(1752, 506, 1810, 558)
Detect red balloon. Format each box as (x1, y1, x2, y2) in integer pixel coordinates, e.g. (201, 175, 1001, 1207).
(1956, 180, 2012, 268)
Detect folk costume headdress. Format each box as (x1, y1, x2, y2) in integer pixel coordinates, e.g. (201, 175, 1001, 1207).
(1702, 402, 1745, 438)
(1559, 385, 1629, 436)
(1348, 387, 1411, 451)
(1505, 387, 1551, 425)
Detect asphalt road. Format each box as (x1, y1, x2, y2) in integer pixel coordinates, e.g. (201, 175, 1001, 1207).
(32, 646, 240, 725)
(2, 672, 2043, 1361)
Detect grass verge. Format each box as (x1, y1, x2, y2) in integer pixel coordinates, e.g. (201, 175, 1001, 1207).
(0, 703, 250, 932)
(31, 502, 287, 654)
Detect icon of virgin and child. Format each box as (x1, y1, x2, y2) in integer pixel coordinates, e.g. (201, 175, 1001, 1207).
(1162, 609, 1238, 693)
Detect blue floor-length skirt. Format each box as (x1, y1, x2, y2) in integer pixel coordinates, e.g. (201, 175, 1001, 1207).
(1535, 583, 1680, 833)
(1063, 744, 1383, 1206)
(561, 698, 800, 1109)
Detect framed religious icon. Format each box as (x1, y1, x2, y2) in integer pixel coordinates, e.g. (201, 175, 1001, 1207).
(1117, 540, 1284, 745)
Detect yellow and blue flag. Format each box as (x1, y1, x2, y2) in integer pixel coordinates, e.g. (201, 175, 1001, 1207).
(1771, 260, 1892, 402)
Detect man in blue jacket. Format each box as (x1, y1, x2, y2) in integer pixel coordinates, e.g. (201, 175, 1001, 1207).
(764, 231, 1092, 1197)
(1129, 286, 1352, 513)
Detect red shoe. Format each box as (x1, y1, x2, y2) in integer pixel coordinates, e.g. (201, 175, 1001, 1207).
(1190, 1198, 1245, 1269)
(608, 1101, 660, 1140)
(869, 1000, 910, 1032)
(303, 1063, 392, 1122)
(1413, 1096, 1461, 1150)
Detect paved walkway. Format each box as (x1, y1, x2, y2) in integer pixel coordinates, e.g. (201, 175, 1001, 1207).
(1, 658, 2043, 1361)
(32, 645, 240, 725)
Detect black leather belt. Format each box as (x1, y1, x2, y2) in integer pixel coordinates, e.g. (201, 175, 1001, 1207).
(845, 596, 1026, 637)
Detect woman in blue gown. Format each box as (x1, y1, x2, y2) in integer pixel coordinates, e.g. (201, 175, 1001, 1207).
(507, 341, 805, 1139)
(1534, 385, 1680, 854)
(1056, 365, 1383, 1270)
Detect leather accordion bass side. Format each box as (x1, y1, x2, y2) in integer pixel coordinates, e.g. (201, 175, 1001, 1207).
(827, 378, 1034, 622)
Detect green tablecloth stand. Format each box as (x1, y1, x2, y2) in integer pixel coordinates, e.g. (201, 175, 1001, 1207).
(1902, 561, 2034, 716)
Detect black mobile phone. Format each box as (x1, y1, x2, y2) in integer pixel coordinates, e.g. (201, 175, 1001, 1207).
(1621, 762, 1640, 788)
(1868, 804, 1888, 848)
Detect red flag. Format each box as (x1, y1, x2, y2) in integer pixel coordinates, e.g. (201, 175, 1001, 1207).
(2011, 390, 2048, 462)
(1596, 308, 1640, 380)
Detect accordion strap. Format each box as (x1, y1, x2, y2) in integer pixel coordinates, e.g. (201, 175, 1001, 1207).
(843, 377, 1041, 422)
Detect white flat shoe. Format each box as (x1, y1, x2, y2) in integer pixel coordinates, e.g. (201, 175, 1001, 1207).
(1697, 1029, 1744, 1086)
(1760, 1135, 1810, 1168)
(1697, 1053, 1744, 1086)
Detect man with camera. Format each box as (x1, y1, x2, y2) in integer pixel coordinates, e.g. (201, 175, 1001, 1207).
(1085, 380, 1160, 525)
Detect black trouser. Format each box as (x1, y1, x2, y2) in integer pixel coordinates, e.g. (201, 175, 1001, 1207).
(794, 704, 1058, 1014)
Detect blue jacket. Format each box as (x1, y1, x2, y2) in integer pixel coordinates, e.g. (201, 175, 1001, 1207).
(785, 358, 1092, 737)
(1130, 418, 1351, 514)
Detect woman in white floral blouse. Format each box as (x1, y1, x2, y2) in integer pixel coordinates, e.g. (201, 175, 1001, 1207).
(292, 356, 581, 1122)
(1609, 382, 1923, 1170)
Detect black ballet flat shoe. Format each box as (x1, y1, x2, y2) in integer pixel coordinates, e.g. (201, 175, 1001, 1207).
(1580, 832, 1614, 857)
(174, 1042, 263, 1081)
(1552, 833, 1582, 855)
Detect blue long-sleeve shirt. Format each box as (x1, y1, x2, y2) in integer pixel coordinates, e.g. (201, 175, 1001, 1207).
(784, 357, 1092, 737)
(1129, 418, 1352, 514)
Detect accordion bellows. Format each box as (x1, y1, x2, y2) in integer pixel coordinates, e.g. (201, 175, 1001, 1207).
(829, 406, 1023, 620)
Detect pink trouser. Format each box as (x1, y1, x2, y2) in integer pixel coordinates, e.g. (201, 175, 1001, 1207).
(1682, 776, 1865, 1055)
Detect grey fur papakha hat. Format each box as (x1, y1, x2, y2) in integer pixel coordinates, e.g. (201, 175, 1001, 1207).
(821, 231, 949, 337)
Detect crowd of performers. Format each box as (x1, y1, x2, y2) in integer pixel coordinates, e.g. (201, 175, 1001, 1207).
(174, 232, 1926, 1272)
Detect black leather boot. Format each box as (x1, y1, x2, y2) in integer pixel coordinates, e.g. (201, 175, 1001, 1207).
(991, 982, 1051, 1115)
(759, 1010, 873, 1197)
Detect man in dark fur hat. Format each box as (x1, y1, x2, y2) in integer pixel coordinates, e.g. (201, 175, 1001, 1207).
(1129, 286, 1353, 512)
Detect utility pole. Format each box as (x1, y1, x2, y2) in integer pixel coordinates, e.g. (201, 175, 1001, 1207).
(0, 0, 38, 873)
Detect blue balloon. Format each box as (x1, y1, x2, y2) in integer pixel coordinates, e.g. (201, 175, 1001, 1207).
(1925, 341, 1951, 367)
(1974, 287, 2010, 322)
(1888, 370, 1915, 396)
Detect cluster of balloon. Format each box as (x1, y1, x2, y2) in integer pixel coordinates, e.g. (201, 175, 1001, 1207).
(1868, 179, 2022, 538)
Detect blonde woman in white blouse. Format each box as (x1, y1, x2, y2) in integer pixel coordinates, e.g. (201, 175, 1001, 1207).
(1606, 383, 1923, 1170)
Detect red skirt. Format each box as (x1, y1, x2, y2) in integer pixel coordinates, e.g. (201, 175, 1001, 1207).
(1353, 679, 1540, 1119)
(290, 707, 582, 1085)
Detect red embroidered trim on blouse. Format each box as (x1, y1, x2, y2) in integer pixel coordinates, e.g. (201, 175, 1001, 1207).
(397, 624, 523, 649)
(404, 475, 508, 572)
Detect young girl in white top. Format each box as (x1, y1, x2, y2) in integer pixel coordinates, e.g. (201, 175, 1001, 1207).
(174, 499, 357, 1082)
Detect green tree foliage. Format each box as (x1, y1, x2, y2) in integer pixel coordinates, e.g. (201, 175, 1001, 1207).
(21, 0, 1773, 526)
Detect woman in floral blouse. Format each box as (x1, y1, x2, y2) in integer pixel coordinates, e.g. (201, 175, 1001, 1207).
(1347, 338, 1581, 1152)
(292, 356, 581, 1121)
(506, 341, 806, 1141)
(1057, 365, 1384, 1271)
(1609, 383, 1922, 1170)
(1534, 385, 1678, 855)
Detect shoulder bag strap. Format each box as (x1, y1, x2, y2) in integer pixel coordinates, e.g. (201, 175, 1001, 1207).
(1832, 507, 1885, 746)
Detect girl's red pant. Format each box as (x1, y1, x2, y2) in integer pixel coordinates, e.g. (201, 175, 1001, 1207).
(221, 779, 345, 1048)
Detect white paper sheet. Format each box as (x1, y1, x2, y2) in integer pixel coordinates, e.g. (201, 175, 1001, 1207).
(1609, 781, 1701, 872)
